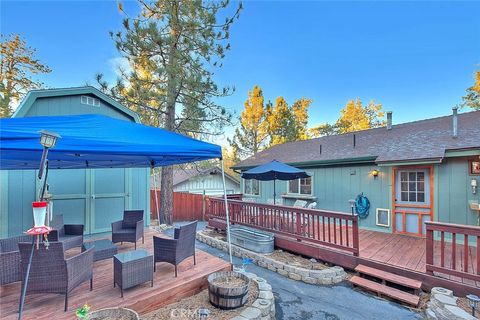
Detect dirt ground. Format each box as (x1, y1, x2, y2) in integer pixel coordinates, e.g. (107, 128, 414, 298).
(143, 281, 259, 320)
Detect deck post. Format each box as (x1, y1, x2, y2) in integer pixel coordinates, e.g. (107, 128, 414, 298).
(352, 215, 359, 256)
(425, 222, 434, 275)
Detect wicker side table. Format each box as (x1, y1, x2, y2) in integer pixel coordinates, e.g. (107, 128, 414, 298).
(82, 239, 118, 262)
(113, 249, 153, 297)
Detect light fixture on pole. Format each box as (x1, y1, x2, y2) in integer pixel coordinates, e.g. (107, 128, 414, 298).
(38, 130, 60, 180)
(18, 130, 60, 320)
(467, 294, 480, 317)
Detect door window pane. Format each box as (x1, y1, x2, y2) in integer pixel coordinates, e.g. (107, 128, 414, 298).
(409, 172, 416, 181)
(417, 192, 425, 202)
(418, 182, 424, 192)
(417, 172, 424, 182)
(409, 192, 417, 202)
(401, 182, 408, 192)
(401, 172, 408, 181)
(401, 192, 408, 201)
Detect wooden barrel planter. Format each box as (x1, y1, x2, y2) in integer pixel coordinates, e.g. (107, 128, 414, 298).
(208, 271, 251, 310)
(88, 307, 139, 320)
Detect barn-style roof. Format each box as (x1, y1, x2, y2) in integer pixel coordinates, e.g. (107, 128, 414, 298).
(12, 86, 141, 123)
(233, 110, 480, 169)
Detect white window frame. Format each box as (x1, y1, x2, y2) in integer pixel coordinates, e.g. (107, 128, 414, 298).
(243, 179, 260, 196)
(287, 172, 313, 196)
(81, 95, 100, 107)
(375, 208, 390, 227)
(395, 169, 429, 205)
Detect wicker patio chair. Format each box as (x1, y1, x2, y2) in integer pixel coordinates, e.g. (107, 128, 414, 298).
(47, 214, 84, 250)
(111, 210, 144, 250)
(0, 235, 31, 286)
(153, 221, 197, 277)
(18, 241, 94, 312)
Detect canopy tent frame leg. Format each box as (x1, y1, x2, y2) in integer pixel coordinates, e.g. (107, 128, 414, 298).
(152, 166, 161, 230)
(220, 158, 233, 265)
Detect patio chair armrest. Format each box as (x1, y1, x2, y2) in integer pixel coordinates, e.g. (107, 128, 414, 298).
(111, 220, 123, 231)
(153, 236, 178, 252)
(47, 229, 60, 242)
(64, 224, 84, 235)
(66, 246, 94, 280)
(136, 219, 144, 238)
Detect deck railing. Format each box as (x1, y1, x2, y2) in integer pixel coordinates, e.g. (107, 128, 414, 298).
(426, 221, 480, 282)
(208, 198, 359, 256)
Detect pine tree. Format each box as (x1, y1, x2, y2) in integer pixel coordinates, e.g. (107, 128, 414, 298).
(0, 34, 51, 118)
(100, 0, 242, 224)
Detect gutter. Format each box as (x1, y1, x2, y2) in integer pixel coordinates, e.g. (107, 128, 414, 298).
(233, 156, 378, 171)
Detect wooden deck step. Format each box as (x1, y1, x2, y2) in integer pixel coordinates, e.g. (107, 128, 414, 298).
(355, 264, 422, 290)
(350, 276, 420, 306)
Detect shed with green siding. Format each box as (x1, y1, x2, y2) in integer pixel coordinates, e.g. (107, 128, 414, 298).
(233, 109, 480, 237)
(0, 87, 150, 237)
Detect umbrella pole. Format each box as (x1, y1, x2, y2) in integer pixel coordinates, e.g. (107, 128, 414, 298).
(273, 179, 276, 205)
(220, 158, 233, 265)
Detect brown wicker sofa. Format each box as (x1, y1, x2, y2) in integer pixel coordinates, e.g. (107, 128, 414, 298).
(153, 221, 197, 277)
(0, 234, 31, 286)
(18, 241, 94, 311)
(47, 214, 84, 250)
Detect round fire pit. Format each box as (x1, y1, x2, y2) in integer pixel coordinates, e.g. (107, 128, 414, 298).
(208, 271, 251, 310)
(88, 307, 139, 320)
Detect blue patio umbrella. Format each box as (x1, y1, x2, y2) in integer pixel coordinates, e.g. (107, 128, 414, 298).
(241, 160, 310, 204)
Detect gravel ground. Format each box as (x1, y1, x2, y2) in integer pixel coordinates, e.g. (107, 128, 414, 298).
(165, 222, 424, 320)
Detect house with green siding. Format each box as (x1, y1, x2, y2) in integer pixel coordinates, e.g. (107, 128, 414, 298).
(233, 109, 480, 237)
(0, 87, 150, 237)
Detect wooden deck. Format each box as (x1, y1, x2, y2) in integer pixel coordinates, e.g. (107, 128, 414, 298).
(0, 229, 230, 320)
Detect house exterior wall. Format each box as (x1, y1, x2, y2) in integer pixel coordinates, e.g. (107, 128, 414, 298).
(435, 157, 479, 226)
(240, 156, 478, 233)
(174, 174, 240, 196)
(0, 92, 150, 238)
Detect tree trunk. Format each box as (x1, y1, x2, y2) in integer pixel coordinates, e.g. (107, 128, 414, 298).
(159, 2, 179, 226)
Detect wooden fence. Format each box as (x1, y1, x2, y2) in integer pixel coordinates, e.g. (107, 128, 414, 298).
(208, 197, 359, 256)
(150, 191, 206, 221)
(426, 221, 480, 282)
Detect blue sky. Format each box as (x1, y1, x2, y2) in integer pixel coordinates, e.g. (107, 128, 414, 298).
(2, 1, 479, 144)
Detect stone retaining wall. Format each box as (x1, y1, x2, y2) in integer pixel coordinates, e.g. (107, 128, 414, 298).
(426, 287, 476, 320)
(197, 231, 347, 286)
(231, 273, 275, 320)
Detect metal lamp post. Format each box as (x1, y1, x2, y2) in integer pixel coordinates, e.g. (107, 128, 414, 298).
(18, 130, 60, 320)
(467, 294, 480, 317)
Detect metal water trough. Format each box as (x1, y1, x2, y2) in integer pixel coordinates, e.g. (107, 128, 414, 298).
(230, 225, 274, 254)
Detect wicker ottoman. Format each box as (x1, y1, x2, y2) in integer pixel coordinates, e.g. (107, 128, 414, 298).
(113, 249, 153, 297)
(82, 239, 118, 262)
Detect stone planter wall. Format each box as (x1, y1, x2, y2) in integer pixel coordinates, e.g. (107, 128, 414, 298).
(197, 231, 347, 286)
(426, 287, 476, 320)
(231, 272, 275, 320)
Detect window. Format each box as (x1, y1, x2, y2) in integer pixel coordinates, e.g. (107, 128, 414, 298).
(399, 171, 426, 203)
(244, 179, 259, 196)
(288, 176, 312, 195)
(81, 95, 100, 107)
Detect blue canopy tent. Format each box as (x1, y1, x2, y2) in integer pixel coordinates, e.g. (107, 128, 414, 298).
(0, 114, 222, 169)
(0, 114, 235, 318)
(241, 160, 310, 204)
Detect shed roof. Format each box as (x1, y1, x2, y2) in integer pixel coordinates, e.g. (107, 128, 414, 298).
(12, 86, 141, 123)
(151, 166, 240, 188)
(233, 110, 480, 169)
